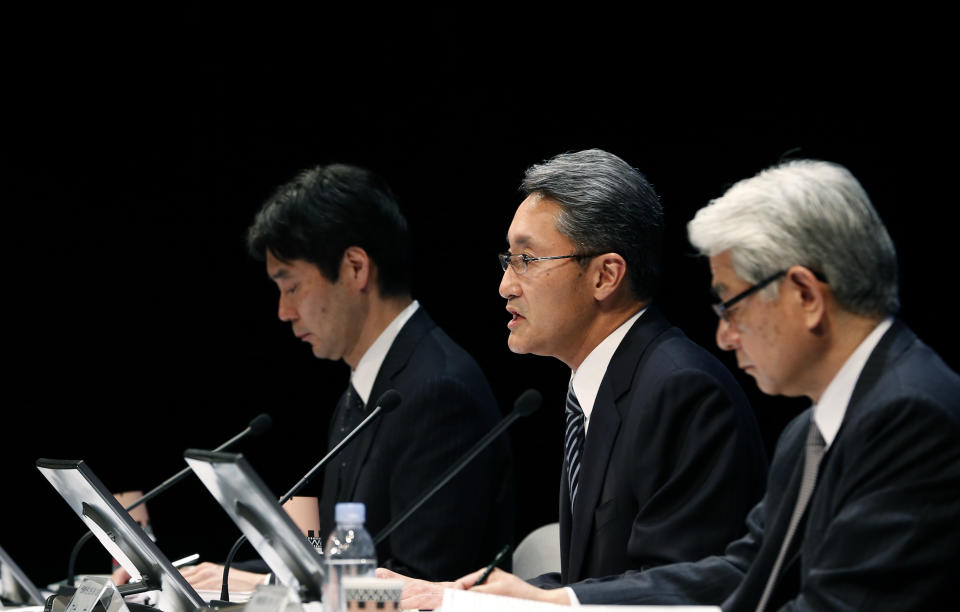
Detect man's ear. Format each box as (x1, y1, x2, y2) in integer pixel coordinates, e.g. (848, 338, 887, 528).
(592, 253, 628, 302)
(341, 246, 372, 291)
(785, 265, 828, 331)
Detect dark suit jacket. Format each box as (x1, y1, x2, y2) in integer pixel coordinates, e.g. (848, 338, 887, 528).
(530, 305, 767, 587)
(571, 320, 960, 610)
(319, 307, 514, 581)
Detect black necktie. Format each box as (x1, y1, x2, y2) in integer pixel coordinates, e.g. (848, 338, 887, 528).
(564, 381, 585, 511)
(755, 420, 826, 611)
(335, 383, 365, 492)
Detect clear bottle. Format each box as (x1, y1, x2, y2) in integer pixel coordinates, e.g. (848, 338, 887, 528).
(323, 502, 376, 612)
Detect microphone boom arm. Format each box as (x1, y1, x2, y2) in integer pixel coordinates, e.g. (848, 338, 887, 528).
(374, 411, 519, 545)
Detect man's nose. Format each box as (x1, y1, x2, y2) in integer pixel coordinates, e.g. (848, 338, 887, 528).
(716, 317, 739, 351)
(278, 294, 296, 322)
(499, 266, 520, 299)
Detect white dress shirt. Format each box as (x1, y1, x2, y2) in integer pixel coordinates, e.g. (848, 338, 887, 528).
(350, 300, 420, 405)
(569, 308, 646, 434)
(812, 317, 893, 448)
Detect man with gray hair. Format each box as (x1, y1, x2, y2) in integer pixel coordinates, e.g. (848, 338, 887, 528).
(451, 159, 960, 610)
(382, 149, 768, 603)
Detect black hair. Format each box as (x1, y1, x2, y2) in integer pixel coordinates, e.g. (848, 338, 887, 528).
(521, 149, 663, 300)
(247, 164, 411, 296)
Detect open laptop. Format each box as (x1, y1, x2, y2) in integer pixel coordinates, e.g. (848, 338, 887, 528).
(182, 449, 324, 602)
(36, 458, 207, 612)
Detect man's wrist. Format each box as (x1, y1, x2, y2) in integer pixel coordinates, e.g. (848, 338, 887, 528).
(545, 587, 573, 605)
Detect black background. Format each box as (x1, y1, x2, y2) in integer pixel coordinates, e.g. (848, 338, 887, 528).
(4, 13, 956, 588)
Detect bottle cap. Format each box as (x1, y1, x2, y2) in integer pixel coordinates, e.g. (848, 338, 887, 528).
(335, 502, 366, 524)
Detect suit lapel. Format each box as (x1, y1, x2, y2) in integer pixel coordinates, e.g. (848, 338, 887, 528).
(770, 321, 914, 602)
(559, 465, 573, 582)
(838, 319, 912, 435)
(339, 308, 434, 501)
(728, 421, 808, 611)
(565, 305, 672, 582)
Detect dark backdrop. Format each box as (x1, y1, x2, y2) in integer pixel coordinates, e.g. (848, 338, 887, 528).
(4, 15, 956, 588)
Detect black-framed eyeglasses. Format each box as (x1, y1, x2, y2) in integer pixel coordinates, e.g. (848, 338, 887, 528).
(712, 270, 786, 322)
(498, 252, 600, 275)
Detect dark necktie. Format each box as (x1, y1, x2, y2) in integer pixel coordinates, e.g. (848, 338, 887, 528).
(320, 382, 366, 535)
(755, 420, 826, 612)
(335, 383, 365, 492)
(564, 381, 585, 511)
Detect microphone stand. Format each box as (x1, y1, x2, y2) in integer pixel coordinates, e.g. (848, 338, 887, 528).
(217, 390, 401, 603)
(65, 414, 272, 586)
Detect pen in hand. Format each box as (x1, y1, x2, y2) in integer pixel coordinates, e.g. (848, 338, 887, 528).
(171, 553, 200, 568)
(471, 544, 512, 588)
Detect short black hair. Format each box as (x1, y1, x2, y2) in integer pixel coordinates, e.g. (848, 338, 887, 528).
(521, 149, 663, 301)
(247, 164, 411, 297)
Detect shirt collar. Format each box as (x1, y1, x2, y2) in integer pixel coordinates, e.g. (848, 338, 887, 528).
(351, 300, 420, 406)
(812, 317, 893, 448)
(570, 308, 647, 432)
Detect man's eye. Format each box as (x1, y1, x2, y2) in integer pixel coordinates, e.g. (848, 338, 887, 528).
(283, 284, 299, 295)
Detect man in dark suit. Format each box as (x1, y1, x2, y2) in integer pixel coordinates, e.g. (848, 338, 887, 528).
(454, 160, 960, 609)
(503, 150, 766, 587)
(385, 149, 767, 606)
(182, 164, 512, 589)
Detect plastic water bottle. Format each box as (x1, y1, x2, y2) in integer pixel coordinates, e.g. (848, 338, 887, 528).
(323, 502, 376, 612)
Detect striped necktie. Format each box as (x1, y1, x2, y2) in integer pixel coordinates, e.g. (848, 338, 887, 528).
(564, 381, 586, 511)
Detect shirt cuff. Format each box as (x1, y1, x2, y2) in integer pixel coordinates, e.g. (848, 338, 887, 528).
(565, 586, 581, 606)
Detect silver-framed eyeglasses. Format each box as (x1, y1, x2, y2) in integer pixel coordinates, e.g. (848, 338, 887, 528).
(498, 252, 600, 275)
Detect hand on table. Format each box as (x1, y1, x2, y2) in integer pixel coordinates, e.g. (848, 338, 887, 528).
(375, 567, 455, 610)
(454, 567, 571, 605)
(179, 562, 266, 592)
(375, 566, 570, 608)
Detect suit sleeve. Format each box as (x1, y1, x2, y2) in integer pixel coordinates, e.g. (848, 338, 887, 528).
(779, 399, 960, 611)
(571, 399, 803, 605)
(379, 376, 506, 581)
(571, 499, 762, 604)
(527, 572, 562, 589)
(622, 367, 766, 569)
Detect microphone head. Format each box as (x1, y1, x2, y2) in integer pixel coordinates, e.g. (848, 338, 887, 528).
(248, 413, 273, 437)
(375, 389, 403, 413)
(513, 389, 542, 417)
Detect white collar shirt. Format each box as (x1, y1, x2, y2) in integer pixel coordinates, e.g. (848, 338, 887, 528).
(570, 308, 647, 434)
(812, 317, 893, 448)
(350, 300, 420, 406)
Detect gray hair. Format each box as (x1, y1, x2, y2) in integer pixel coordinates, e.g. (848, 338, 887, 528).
(521, 149, 663, 300)
(688, 159, 899, 316)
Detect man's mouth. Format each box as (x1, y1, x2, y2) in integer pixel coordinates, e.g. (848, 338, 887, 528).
(506, 308, 525, 329)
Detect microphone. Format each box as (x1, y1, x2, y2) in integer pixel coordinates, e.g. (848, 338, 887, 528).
(66, 413, 273, 585)
(217, 390, 401, 603)
(373, 388, 541, 544)
(132, 413, 274, 512)
(279, 389, 401, 505)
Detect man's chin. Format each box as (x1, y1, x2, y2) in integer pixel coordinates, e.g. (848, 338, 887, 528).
(506, 335, 531, 355)
(752, 377, 781, 397)
(310, 346, 338, 361)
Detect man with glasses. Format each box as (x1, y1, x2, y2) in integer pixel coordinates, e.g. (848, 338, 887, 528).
(383, 149, 767, 602)
(499, 149, 767, 587)
(444, 159, 960, 610)
(181, 163, 513, 589)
